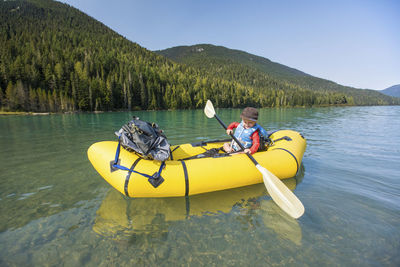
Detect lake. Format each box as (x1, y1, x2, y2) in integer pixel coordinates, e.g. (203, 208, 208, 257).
(0, 106, 399, 266)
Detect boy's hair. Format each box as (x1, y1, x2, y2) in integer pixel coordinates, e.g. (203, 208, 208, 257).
(241, 107, 258, 121)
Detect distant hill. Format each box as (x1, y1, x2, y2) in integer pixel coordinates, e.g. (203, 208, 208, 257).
(156, 44, 399, 106)
(381, 85, 400, 98)
(1, 1, 399, 112)
(156, 44, 309, 78)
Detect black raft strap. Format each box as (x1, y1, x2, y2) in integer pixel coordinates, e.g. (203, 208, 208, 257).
(169, 146, 180, 160)
(181, 160, 189, 196)
(273, 136, 292, 143)
(272, 148, 299, 174)
(124, 158, 142, 197)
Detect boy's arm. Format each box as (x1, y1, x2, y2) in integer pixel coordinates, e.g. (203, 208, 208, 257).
(249, 131, 260, 154)
(227, 122, 239, 131)
(226, 122, 239, 135)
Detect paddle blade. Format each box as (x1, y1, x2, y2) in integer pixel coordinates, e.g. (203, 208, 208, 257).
(256, 164, 305, 219)
(204, 100, 216, 118)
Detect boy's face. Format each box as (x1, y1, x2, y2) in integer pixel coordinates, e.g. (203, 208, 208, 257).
(242, 118, 256, 129)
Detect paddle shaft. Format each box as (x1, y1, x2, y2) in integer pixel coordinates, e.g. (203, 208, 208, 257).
(214, 114, 258, 165)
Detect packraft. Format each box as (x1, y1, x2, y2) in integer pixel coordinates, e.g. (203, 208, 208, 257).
(87, 129, 307, 197)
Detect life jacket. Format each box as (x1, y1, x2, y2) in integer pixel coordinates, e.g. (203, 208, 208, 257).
(231, 122, 269, 151)
(115, 116, 170, 161)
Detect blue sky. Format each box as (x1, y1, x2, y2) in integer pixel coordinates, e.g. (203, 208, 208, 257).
(59, 0, 399, 90)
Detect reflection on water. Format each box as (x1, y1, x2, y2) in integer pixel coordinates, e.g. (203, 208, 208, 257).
(93, 173, 303, 245)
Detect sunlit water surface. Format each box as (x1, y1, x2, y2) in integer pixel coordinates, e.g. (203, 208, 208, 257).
(0, 106, 399, 266)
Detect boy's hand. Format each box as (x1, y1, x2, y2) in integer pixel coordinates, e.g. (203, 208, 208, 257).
(243, 148, 251, 154)
(226, 129, 233, 135)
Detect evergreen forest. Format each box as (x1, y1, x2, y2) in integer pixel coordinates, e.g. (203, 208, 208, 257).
(1, 0, 399, 113)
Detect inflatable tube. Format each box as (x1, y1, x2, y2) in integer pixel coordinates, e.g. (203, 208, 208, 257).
(87, 130, 306, 197)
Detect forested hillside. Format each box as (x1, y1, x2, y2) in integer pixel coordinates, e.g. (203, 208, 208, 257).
(1, 0, 398, 113)
(156, 44, 399, 106)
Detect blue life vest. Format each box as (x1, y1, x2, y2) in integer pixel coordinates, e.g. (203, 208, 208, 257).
(231, 122, 268, 151)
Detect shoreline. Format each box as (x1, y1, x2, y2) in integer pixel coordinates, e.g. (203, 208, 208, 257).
(0, 111, 51, 116)
(1, 104, 399, 116)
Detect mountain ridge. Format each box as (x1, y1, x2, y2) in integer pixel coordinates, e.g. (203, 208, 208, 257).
(155, 44, 310, 78)
(381, 85, 400, 98)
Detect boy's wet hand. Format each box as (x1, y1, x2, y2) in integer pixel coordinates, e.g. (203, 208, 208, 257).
(226, 129, 233, 135)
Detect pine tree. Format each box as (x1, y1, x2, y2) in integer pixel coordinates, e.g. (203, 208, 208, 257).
(5, 81, 16, 110)
(29, 87, 38, 111)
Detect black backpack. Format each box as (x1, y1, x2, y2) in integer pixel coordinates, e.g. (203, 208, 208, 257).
(115, 116, 170, 161)
(257, 131, 272, 152)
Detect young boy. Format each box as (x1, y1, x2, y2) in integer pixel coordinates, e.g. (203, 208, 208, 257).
(223, 107, 267, 155)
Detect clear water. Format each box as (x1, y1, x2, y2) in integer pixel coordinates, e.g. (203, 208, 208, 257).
(0, 106, 399, 266)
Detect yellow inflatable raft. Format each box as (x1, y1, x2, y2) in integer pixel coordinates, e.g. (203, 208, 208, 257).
(87, 129, 306, 198)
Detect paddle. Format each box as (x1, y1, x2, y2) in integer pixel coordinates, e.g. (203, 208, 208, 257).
(204, 100, 305, 219)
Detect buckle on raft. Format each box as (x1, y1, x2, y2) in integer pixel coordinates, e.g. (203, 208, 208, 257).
(110, 159, 121, 172)
(148, 172, 165, 188)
